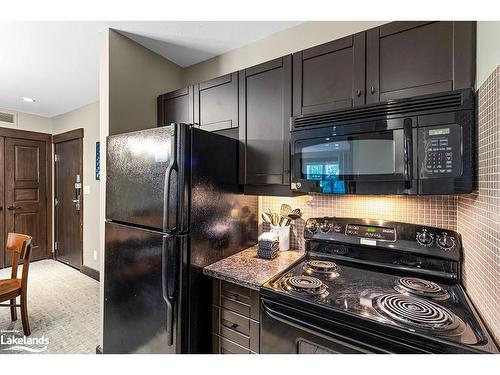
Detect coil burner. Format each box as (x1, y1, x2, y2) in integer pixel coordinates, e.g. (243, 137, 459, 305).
(395, 277, 449, 300)
(303, 260, 340, 277)
(374, 294, 464, 334)
(281, 276, 329, 298)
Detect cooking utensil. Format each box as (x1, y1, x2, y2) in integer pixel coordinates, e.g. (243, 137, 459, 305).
(285, 208, 302, 226)
(279, 204, 292, 226)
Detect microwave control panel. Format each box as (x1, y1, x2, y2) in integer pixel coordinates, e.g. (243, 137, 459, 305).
(419, 124, 462, 178)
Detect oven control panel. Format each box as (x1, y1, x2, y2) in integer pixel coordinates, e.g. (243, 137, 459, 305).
(419, 124, 462, 178)
(304, 217, 462, 262)
(345, 224, 396, 242)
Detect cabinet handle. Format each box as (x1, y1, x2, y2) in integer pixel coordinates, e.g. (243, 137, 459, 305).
(356, 89, 362, 97)
(7, 206, 21, 211)
(370, 86, 376, 95)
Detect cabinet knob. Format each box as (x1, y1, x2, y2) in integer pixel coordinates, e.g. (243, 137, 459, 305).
(356, 89, 362, 97)
(370, 86, 376, 95)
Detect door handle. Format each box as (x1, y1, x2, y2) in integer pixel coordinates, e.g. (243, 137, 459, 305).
(7, 206, 21, 211)
(162, 235, 178, 347)
(403, 118, 413, 189)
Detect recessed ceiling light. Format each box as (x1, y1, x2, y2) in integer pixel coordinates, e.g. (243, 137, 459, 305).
(22, 97, 36, 103)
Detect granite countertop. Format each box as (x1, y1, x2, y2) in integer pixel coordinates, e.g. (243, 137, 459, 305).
(203, 245, 304, 291)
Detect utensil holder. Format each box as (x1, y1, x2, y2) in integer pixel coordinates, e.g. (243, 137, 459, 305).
(270, 225, 290, 251)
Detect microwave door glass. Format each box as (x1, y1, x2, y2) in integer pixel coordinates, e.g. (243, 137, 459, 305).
(298, 131, 405, 191)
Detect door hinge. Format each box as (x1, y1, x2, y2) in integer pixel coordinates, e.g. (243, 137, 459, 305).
(54, 154, 60, 162)
(54, 241, 58, 252)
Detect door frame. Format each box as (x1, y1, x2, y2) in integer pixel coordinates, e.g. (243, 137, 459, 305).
(0, 127, 52, 266)
(53, 128, 84, 269)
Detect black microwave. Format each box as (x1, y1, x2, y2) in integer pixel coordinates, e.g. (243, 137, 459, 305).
(290, 89, 475, 195)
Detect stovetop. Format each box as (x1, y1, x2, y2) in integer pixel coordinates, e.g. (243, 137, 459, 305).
(265, 256, 489, 347)
(261, 217, 498, 353)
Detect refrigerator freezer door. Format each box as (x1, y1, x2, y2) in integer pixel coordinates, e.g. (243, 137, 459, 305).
(106, 126, 177, 231)
(103, 221, 181, 353)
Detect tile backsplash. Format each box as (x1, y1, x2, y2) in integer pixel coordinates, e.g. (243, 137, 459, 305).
(260, 194, 457, 251)
(458, 65, 500, 344)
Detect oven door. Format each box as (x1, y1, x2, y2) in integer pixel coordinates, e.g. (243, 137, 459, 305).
(290, 118, 417, 194)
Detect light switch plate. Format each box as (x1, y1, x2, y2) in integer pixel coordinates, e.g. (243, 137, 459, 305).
(84, 185, 91, 195)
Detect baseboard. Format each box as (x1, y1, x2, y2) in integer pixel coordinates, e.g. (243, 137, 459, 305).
(80, 265, 100, 281)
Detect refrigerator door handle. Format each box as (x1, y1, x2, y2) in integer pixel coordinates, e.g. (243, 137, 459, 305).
(162, 235, 178, 346)
(163, 126, 179, 232)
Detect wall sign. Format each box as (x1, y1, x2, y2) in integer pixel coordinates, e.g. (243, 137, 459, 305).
(96, 141, 100, 181)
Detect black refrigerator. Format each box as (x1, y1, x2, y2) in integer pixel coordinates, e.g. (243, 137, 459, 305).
(103, 124, 257, 353)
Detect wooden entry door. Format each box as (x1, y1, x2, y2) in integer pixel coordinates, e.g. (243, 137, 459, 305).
(54, 131, 83, 269)
(5, 137, 48, 263)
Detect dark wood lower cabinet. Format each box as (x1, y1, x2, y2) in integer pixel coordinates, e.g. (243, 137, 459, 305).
(212, 279, 260, 354)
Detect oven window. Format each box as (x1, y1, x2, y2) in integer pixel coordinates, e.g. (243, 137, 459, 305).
(296, 130, 404, 185)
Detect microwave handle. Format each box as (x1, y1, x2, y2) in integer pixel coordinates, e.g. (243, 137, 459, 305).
(403, 118, 413, 188)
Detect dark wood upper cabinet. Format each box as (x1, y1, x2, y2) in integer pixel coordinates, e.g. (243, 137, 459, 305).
(157, 86, 194, 126)
(239, 56, 292, 187)
(366, 21, 476, 103)
(293, 32, 366, 116)
(194, 73, 239, 132)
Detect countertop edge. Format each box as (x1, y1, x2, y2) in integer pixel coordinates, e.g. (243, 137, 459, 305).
(203, 268, 261, 291)
(203, 245, 305, 291)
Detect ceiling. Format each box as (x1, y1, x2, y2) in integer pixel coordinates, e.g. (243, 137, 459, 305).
(0, 21, 301, 117)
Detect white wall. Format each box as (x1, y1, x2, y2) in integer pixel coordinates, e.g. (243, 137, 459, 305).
(108, 29, 185, 135)
(476, 21, 500, 87)
(52, 101, 100, 271)
(98, 29, 110, 350)
(184, 21, 386, 85)
(0, 109, 52, 133)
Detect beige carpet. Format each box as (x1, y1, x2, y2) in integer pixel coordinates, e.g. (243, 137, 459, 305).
(0, 259, 99, 354)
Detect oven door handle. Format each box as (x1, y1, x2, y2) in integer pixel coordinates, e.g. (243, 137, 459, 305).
(261, 299, 379, 353)
(403, 118, 413, 188)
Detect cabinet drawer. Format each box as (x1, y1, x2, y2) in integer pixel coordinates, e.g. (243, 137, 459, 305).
(221, 281, 251, 305)
(221, 295, 250, 317)
(221, 337, 250, 354)
(221, 325, 250, 348)
(221, 308, 250, 336)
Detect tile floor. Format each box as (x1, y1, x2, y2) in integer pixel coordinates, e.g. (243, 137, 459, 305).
(0, 260, 99, 354)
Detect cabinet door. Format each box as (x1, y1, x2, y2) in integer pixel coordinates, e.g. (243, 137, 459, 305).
(293, 33, 366, 116)
(157, 86, 194, 126)
(194, 73, 238, 131)
(366, 21, 475, 103)
(239, 56, 292, 186)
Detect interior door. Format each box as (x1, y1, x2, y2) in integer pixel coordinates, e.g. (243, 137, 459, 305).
(54, 137, 83, 269)
(5, 137, 48, 263)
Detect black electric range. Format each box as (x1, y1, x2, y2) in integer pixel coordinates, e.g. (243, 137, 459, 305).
(260, 217, 498, 354)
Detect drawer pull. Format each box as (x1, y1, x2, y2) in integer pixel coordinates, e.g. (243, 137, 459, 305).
(232, 293, 239, 301)
(231, 323, 238, 330)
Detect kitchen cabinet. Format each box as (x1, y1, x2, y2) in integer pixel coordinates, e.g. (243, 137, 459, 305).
(157, 86, 194, 126)
(238, 56, 292, 190)
(366, 21, 476, 103)
(293, 32, 366, 116)
(194, 73, 239, 132)
(212, 279, 260, 354)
